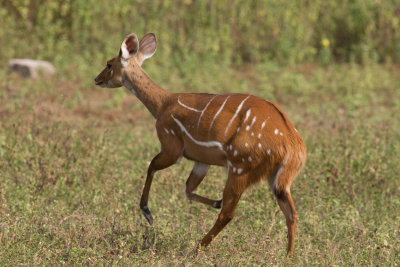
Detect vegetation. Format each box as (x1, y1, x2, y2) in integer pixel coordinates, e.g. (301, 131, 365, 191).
(0, 0, 399, 265)
(1, 0, 400, 68)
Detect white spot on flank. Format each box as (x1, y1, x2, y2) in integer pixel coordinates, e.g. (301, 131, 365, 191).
(248, 156, 252, 162)
(244, 109, 251, 123)
(164, 128, 169, 134)
(267, 149, 271, 155)
(233, 167, 237, 173)
(258, 133, 262, 139)
(250, 116, 257, 127)
(242, 158, 245, 162)
(251, 132, 254, 136)
(192, 162, 210, 176)
(258, 143, 262, 148)
(224, 96, 250, 137)
(233, 150, 238, 156)
(171, 115, 224, 151)
(280, 132, 283, 136)
(245, 143, 249, 147)
(178, 97, 202, 112)
(246, 125, 250, 131)
(261, 117, 270, 129)
(237, 168, 243, 174)
(237, 127, 241, 133)
(274, 129, 279, 135)
(209, 95, 231, 134)
(171, 129, 175, 135)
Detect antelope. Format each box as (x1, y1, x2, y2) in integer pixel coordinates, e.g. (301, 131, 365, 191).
(94, 33, 306, 256)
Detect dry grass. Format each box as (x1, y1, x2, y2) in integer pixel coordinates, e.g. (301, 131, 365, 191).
(0, 64, 399, 265)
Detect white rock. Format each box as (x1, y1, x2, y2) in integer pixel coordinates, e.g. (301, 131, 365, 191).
(8, 59, 56, 78)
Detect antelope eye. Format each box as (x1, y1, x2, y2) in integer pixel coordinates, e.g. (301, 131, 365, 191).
(107, 63, 112, 69)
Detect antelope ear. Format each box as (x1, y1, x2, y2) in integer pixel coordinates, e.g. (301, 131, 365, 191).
(120, 33, 139, 60)
(136, 33, 157, 66)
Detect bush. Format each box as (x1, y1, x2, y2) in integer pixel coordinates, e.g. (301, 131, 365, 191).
(1, 0, 399, 68)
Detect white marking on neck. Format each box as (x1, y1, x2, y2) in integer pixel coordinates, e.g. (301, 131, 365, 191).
(123, 81, 137, 96)
(121, 59, 128, 68)
(197, 95, 217, 131)
(192, 162, 210, 176)
(178, 97, 202, 112)
(209, 95, 231, 134)
(224, 96, 250, 137)
(171, 115, 224, 151)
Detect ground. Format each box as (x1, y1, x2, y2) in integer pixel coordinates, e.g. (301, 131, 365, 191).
(0, 63, 399, 265)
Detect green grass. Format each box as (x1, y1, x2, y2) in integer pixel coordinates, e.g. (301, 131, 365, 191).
(0, 63, 399, 265)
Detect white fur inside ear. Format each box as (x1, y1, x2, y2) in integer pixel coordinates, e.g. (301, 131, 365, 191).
(141, 50, 155, 62)
(121, 41, 130, 60)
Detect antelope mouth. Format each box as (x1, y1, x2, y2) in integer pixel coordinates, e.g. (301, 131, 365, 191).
(94, 79, 105, 87)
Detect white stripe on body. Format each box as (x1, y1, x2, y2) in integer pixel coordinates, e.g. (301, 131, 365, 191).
(197, 95, 217, 133)
(224, 96, 250, 137)
(178, 97, 202, 112)
(208, 96, 231, 136)
(171, 115, 224, 151)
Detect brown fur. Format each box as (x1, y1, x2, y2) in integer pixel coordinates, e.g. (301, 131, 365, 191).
(94, 33, 307, 256)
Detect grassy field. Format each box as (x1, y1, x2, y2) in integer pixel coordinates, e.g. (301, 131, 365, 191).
(0, 62, 399, 265)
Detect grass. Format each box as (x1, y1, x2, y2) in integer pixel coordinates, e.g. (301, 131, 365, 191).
(0, 62, 399, 265)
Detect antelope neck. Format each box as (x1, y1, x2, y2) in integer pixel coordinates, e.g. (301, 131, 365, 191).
(123, 63, 170, 118)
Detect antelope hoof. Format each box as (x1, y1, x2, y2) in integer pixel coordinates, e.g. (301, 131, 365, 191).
(141, 205, 154, 225)
(213, 200, 222, 209)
